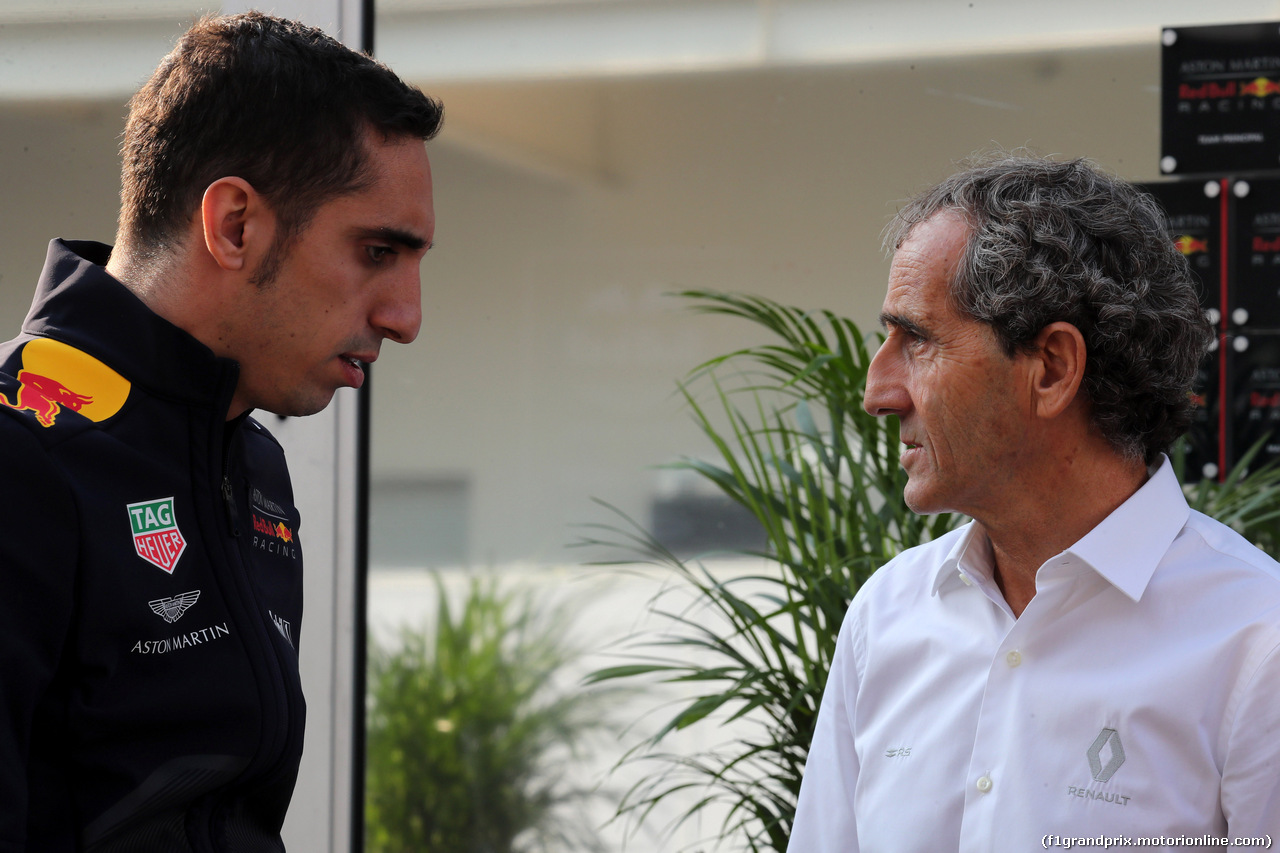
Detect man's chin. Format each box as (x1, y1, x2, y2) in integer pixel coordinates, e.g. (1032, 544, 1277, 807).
(259, 389, 336, 419)
(902, 483, 947, 517)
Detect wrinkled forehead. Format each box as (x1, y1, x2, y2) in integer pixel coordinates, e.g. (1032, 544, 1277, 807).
(890, 211, 970, 278)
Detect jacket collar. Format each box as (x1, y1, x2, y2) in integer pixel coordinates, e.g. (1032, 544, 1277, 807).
(22, 239, 238, 407)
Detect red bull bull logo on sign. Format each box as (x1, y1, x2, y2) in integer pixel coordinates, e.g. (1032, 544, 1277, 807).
(1174, 235, 1210, 255)
(128, 497, 187, 574)
(0, 370, 92, 427)
(1241, 77, 1280, 97)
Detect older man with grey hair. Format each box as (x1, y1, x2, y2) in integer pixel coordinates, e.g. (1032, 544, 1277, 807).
(791, 156, 1280, 850)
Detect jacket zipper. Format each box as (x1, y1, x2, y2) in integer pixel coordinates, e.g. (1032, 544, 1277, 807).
(210, 411, 300, 843)
(221, 475, 240, 538)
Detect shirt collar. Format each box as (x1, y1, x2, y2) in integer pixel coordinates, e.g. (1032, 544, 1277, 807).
(1064, 455, 1189, 602)
(931, 522, 989, 597)
(929, 456, 1189, 602)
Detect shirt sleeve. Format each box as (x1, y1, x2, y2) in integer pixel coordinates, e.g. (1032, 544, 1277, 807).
(0, 418, 78, 851)
(790, 606, 862, 852)
(1220, 630, 1280, 836)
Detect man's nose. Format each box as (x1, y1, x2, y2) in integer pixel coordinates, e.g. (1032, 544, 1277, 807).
(376, 270, 423, 344)
(863, 341, 904, 417)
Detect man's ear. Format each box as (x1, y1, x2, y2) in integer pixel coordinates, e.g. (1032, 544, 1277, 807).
(200, 177, 269, 273)
(1029, 321, 1087, 420)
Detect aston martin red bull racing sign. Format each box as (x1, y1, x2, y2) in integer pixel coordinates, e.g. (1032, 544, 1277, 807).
(127, 497, 187, 574)
(1162, 21, 1280, 175)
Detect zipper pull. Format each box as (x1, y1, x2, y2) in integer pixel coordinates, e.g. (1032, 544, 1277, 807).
(222, 475, 240, 537)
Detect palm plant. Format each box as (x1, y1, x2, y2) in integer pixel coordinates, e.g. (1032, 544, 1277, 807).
(1176, 435, 1280, 553)
(365, 574, 610, 853)
(583, 290, 1280, 852)
(580, 290, 958, 852)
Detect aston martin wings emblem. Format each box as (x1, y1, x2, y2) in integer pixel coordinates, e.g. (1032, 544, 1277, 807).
(148, 590, 201, 624)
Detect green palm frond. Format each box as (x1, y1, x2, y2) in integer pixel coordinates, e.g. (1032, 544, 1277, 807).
(581, 291, 959, 852)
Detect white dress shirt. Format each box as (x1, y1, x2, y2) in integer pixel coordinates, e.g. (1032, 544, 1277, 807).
(790, 458, 1280, 852)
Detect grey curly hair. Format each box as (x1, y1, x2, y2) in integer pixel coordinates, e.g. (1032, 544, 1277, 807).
(885, 155, 1213, 466)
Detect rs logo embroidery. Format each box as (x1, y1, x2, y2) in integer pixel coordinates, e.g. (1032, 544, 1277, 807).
(1086, 727, 1126, 782)
(128, 497, 187, 574)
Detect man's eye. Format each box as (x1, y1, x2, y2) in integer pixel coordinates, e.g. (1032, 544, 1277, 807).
(891, 326, 923, 345)
(366, 245, 395, 264)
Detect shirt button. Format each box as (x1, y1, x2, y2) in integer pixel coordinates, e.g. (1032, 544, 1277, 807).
(958, 571, 973, 586)
(976, 775, 993, 793)
(1006, 650, 1022, 668)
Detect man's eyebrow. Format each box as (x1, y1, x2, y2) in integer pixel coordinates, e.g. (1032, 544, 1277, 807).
(363, 226, 431, 252)
(879, 312, 928, 338)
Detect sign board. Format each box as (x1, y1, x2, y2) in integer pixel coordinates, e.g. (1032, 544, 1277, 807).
(1229, 332, 1280, 471)
(1140, 179, 1224, 481)
(1228, 176, 1280, 329)
(1140, 178, 1224, 317)
(1161, 21, 1280, 176)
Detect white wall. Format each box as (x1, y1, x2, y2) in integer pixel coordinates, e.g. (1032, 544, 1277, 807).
(371, 43, 1163, 569)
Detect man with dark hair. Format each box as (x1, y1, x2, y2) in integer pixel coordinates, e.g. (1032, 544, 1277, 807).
(791, 156, 1280, 849)
(0, 12, 441, 851)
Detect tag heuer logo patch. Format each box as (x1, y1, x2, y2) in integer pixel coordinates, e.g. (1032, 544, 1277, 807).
(149, 590, 201, 623)
(127, 497, 187, 574)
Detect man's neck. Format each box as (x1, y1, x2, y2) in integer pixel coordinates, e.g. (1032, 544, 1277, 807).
(980, 449, 1149, 617)
(106, 241, 169, 304)
(106, 239, 246, 422)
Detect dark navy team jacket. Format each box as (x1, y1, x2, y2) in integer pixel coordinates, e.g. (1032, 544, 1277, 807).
(0, 240, 306, 852)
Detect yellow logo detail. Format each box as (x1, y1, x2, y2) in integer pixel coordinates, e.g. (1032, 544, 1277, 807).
(13, 338, 130, 423)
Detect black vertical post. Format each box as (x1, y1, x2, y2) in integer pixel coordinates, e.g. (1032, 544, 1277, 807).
(361, 0, 374, 55)
(351, 2, 376, 849)
(351, 383, 372, 853)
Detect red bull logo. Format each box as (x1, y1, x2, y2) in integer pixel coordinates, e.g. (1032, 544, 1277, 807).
(1179, 81, 1237, 99)
(1241, 77, 1280, 97)
(0, 370, 93, 427)
(1253, 235, 1280, 253)
(1174, 235, 1209, 255)
(1251, 390, 1280, 409)
(253, 513, 295, 543)
(1, 339, 129, 427)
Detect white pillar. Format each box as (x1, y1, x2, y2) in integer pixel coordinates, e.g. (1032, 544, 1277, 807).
(217, 5, 368, 851)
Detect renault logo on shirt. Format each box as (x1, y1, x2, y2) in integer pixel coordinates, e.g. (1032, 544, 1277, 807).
(1086, 727, 1125, 782)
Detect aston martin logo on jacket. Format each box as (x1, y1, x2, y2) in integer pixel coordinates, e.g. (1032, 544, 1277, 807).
(148, 590, 201, 624)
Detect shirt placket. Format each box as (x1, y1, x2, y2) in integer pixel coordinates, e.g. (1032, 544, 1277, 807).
(956, 563, 1077, 852)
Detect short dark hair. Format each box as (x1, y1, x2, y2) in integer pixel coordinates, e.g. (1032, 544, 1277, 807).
(118, 11, 443, 256)
(885, 154, 1213, 466)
